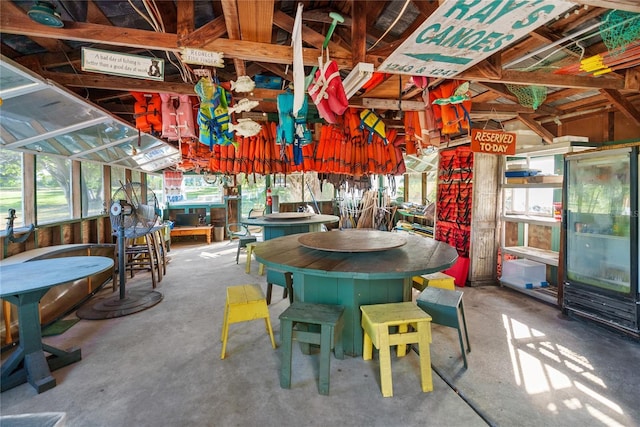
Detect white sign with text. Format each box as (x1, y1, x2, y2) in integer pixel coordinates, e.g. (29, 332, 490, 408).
(82, 47, 164, 81)
(379, 0, 574, 77)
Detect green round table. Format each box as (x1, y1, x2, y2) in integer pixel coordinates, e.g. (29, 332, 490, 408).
(254, 230, 458, 356)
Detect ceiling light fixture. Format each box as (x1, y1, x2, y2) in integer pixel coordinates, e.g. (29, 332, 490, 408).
(28, 1, 63, 28)
(343, 62, 374, 99)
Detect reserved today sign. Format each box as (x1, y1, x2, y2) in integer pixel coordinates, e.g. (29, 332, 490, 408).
(471, 129, 517, 154)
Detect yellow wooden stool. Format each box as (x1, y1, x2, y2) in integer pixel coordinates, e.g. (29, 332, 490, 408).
(245, 243, 265, 275)
(360, 302, 433, 397)
(412, 271, 455, 291)
(220, 284, 275, 359)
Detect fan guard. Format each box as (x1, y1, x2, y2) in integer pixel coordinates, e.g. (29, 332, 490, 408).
(109, 182, 160, 239)
(78, 182, 163, 320)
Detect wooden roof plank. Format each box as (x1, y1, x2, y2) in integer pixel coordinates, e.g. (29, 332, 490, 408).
(178, 16, 227, 48)
(518, 113, 556, 144)
(461, 69, 625, 91)
(176, 1, 196, 40)
(221, 0, 246, 77)
(272, 10, 350, 56)
(237, 0, 274, 43)
(600, 89, 640, 127)
(350, 0, 367, 66)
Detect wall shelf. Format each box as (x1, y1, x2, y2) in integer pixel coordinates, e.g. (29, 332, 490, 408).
(502, 246, 559, 266)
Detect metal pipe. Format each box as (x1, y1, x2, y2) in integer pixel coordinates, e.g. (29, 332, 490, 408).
(503, 20, 602, 69)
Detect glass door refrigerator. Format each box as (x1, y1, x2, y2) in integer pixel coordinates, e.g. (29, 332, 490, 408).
(562, 145, 639, 336)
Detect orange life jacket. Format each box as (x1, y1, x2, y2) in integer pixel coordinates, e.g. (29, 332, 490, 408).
(131, 92, 162, 136)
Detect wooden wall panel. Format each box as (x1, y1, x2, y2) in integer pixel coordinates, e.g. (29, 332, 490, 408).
(470, 153, 500, 285)
(614, 112, 640, 141)
(528, 224, 552, 249)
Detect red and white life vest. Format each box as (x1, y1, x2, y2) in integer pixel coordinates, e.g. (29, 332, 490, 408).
(307, 52, 348, 124)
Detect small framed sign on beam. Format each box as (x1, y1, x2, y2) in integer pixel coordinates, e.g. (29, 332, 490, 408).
(81, 47, 164, 81)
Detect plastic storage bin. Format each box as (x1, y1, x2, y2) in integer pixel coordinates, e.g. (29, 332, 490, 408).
(501, 259, 548, 289)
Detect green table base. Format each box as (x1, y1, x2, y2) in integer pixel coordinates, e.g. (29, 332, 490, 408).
(1, 290, 81, 393)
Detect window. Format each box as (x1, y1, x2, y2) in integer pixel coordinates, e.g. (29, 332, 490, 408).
(36, 154, 72, 224)
(147, 173, 164, 208)
(111, 166, 126, 196)
(504, 154, 559, 217)
(405, 172, 437, 206)
(81, 162, 104, 217)
(239, 173, 266, 217)
(0, 149, 24, 229)
(181, 174, 223, 203)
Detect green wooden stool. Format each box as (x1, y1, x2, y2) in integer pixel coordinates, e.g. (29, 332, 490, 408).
(416, 286, 471, 368)
(278, 302, 345, 395)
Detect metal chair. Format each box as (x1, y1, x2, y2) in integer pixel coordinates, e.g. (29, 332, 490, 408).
(227, 208, 265, 264)
(226, 223, 258, 264)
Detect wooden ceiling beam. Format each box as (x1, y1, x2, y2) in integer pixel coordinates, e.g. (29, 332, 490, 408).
(544, 88, 591, 103)
(517, 113, 556, 144)
(201, 38, 352, 68)
(460, 68, 625, 90)
(40, 71, 198, 95)
(237, 0, 274, 43)
(350, 0, 367, 66)
(0, 1, 350, 69)
(177, 16, 227, 47)
(256, 63, 292, 82)
(273, 10, 350, 57)
(476, 82, 559, 116)
(86, 1, 112, 25)
(28, 37, 70, 53)
(176, 1, 196, 40)
(153, 1, 177, 34)
(600, 89, 640, 127)
(575, 1, 640, 13)
(472, 102, 536, 115)
(220, 0, 245, 78)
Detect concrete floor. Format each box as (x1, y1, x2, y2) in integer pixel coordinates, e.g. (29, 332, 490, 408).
(1, 239, 639, 427)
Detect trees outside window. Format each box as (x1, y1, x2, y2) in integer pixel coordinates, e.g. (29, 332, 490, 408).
(0, 149, 24, 229)
(36, 154, 72, 224)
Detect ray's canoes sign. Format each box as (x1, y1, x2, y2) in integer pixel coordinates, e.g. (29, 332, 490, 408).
(471, 129, 517, 154)
(379, 0, 574, 77)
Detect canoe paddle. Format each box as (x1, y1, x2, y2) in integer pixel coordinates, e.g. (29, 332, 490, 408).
(304, 12, 344, 90)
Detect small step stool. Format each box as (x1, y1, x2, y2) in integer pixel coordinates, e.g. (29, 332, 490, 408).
(360, 302, 433, 397)
(245, 242, 265, 275)
(220, 284, 276, 359)
(279, 302, 345, 395)
(416, 286, 471, 369)
(412, 271, 455, 291)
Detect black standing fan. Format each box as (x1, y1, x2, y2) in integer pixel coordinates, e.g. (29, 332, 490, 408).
(78, 182, 163, 319)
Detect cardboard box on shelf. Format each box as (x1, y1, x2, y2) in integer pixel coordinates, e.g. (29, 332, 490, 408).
(528, 175, 563, 184)
(506, 177, 528, 184)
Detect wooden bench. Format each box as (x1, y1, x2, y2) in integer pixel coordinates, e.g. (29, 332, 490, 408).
(170, 225, 213, 244)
